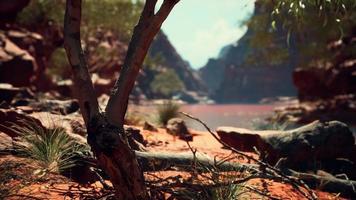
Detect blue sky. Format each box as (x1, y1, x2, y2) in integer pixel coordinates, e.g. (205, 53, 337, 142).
(158, 0, 255, 69)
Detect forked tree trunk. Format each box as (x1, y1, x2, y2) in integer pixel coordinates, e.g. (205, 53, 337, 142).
(63, 0, 178, 199)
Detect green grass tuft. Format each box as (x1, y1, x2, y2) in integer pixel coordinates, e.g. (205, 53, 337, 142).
(11, 119, 89, 174)
(157, 101, 180, 126)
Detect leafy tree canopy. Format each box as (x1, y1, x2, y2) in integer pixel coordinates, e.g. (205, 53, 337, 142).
(245, 0, 356, 67)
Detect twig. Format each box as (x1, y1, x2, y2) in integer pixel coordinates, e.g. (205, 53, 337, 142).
(180, 111, 318, 200)
(243, 185, 280, 200)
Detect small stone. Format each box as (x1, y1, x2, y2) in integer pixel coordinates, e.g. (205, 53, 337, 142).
(143, 121, 158, 132)
(166, 118, 193, 141)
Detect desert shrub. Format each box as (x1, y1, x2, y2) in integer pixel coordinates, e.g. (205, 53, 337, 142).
(157, 101, 180, 126)
(11, 120, 89, 174)
(46, 48, 71, 81)
(150, 69, 185, 98)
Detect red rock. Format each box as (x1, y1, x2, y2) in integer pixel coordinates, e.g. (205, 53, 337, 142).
(0, 0, 30, 23)
(0, 108, 44, 138)
(0, 33, 38, 87)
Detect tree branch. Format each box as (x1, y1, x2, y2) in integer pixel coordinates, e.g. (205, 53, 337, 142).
(64, 0, 99, 126)
(180, 112, 319, 200)
(105, 0, 179, 127)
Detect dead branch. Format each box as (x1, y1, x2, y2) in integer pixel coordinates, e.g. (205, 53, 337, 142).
(180, 111, 318, 200)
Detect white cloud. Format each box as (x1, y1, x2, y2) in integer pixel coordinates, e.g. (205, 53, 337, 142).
(178, 19, 247, 68)
(160, 0, 255, 69)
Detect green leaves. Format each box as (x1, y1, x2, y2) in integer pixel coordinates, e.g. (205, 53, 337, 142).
(246, 0, 356, 68)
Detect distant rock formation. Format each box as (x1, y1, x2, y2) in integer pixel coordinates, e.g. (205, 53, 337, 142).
(149, 31, 207, 94)
(199, 0, 297, 103)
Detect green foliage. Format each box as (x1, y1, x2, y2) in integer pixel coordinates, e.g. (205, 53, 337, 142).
(82, 0, 143, 42)
(11, 120, 89, 174)
(46, 48, 71, 81)
(150, 69, 185, 97)
(17, 0, 143, 42)
(17, 0, 65, 25)
(143, 53, 166, 70)
(157, 101, 180, 125)
(271, 0, 356, 30)
(245, 0, 356, 67)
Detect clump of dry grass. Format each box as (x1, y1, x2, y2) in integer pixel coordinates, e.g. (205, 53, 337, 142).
(10, 119, 89, 174)
(157, 101, 180, 126)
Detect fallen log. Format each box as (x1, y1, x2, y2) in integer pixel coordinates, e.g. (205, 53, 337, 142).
(136, 151, 255, 172)
(216, 120, 355, 166)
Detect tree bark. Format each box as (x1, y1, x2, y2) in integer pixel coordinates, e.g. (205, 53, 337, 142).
(64, 0, 179, 199)
(63, 0, 99, 125)
(105, 0, 179, 127)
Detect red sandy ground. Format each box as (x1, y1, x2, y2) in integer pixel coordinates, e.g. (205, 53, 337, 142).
(0, 125, 346, 200)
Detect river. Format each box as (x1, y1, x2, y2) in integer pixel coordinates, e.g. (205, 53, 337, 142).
(128, 104, 276, 131)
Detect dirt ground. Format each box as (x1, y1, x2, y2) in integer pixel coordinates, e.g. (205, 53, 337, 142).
(0, 125, 346, 200)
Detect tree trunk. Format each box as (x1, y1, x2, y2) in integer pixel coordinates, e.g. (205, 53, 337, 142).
(64, 0, 178, 199)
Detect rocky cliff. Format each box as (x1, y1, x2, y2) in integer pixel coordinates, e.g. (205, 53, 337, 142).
(199, 1, 297, 103)
(149, 32, 207, 93)
(0, 1, 207, 103)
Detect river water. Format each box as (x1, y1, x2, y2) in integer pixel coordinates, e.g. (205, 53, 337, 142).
(128, 104, 276, 131)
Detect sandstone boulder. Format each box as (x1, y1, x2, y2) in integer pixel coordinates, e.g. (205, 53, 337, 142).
(143, 121, 158, 132)
(0, 108, 44, 137)
(0, 33, 37, 87)
(0, 0, 30, 22)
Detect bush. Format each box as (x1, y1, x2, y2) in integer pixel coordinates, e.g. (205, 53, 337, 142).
(11, 120, 89, 174)
(46, 48, 71, 81)
(157, 101, 180, 126)
(150, 69, 185, 98)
